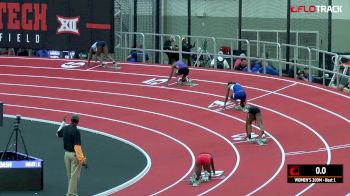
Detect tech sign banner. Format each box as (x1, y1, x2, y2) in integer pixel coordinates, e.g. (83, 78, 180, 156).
(0, 0, 114, 51)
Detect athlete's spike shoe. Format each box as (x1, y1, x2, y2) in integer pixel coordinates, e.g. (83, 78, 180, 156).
(202, 171, 210, 182)
(242, 107, 249, 113)
(234, 105, 242, 110)
(256, 139, 265, 146)
(247, 137, 257, 144)
(192, 180, 201, 186)
(261, 134, 267, 144)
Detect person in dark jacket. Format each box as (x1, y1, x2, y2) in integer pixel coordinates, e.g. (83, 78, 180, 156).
(163, 36, 179, 64)
(57, 114, 86, 196)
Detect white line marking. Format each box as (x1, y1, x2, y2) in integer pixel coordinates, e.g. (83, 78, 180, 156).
(0, 93, 240, 195)
(192, 79, 349, 124)
(0, 56, 348, 99)
(0, 75, 336, 194)
(0, 82, 281, 195)
(4, 105, 195, 196)
(231, 137, 272, 144)
(286, 144, 350, 156)
(0, 73, 223, 97)
(3, 114, 152, 195)
(119, 61, 350, 99)
(86, 64, 102, 70)
(1, 66, 348, 124)
(214, 83, 297, 112)
(250, 103, 330, 196)
(167, 82, 177, 86)
(1, 62, 342, 194)
(0, 79, 331, 195)
(248, 83, 298, 102)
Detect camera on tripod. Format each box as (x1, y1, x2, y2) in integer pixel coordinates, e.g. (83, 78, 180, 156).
(1, 114, 28, 161)
(14, 115, 21, 124)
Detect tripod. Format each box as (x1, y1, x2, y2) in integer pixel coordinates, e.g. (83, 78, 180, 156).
(1, 118, 29, 161)
(192, 40, 212, 68)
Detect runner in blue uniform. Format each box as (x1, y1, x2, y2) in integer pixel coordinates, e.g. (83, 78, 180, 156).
(223, 82, 247, 110)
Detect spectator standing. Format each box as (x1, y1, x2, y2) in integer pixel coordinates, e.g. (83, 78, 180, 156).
(57, 114, 86, 196)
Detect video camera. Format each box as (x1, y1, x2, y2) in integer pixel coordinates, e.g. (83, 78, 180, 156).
(14, 115, 21, 124)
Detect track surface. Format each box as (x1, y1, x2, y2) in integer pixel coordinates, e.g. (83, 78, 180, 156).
(0, 56, 349, 195)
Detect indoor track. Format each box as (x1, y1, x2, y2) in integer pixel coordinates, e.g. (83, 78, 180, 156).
(0, 56, 349, 195)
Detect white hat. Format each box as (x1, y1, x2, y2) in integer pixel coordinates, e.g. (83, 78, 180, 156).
(218, 51, 224, 61)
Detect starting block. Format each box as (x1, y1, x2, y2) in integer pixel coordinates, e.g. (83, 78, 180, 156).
(101, 63, 121, 69)
(188, 173, 200, 186)
(242, 106, 249, 113)
(256, 139, 267, 146)
(248, 137, 268, 146)
(177, 77, 197, 87)
(188, 171, 225, 186)
(233, 105, 242, 110)
(233, 105, 250, 112)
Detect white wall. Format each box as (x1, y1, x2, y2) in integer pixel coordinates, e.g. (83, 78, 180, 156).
(163, 0, 343, 19)
(332, 0, 350, 19)
(164, 0, 238, 17)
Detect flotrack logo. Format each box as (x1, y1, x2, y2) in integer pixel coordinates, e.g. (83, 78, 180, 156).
(290, 5, 343, 13)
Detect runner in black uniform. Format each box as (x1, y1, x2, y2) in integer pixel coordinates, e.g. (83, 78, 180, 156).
(246, 106, 267, 145)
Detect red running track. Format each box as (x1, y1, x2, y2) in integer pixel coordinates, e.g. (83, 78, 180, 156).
(0, 56, 349, 195)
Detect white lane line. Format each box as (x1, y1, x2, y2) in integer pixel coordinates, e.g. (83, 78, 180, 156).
(248, 83, 298, 102)
(1, 71, 337, 194)
(286, 144, 350, 156)
(0, 76, 334, 194)
(231, 137, 272, 144)
(0, 57, 348, 99)
(3, 114, 151, 195)
(5, 105, 195, 196)
(1, 70, 348, 124)
(0, 57, 344, 194)
(250, 103, 330, 196)
(86, 64, 102, 70)
(214, 83, 297, 112)
(167, 82, 178, 86)
(0, 83, 281, 196)
(0, 93, 240, 195)
(119, 61, 350, 99)
(190, 78, 350, 124)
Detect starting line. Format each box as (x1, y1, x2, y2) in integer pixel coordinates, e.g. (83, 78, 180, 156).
(142, 78, 199, 87)
(286, 143, 350, 156)
(184, 170, 225, 182)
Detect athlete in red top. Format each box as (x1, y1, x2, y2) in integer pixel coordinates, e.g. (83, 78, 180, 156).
(194, 152, 216, 181)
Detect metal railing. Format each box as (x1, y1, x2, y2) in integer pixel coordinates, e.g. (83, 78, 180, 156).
(181, 35, 216, 68)
(215, 38, 250, 70)
(142, 33, 182, 64)
(114, 32, 349, 92)
(249, 40, 281, 75)
(116, 32, 146, 62)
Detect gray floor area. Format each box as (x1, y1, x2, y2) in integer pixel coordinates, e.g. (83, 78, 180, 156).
(0, 117, 147, 195)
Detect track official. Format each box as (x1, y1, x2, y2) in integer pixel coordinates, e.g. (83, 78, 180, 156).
(57, 114, 86, 196)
